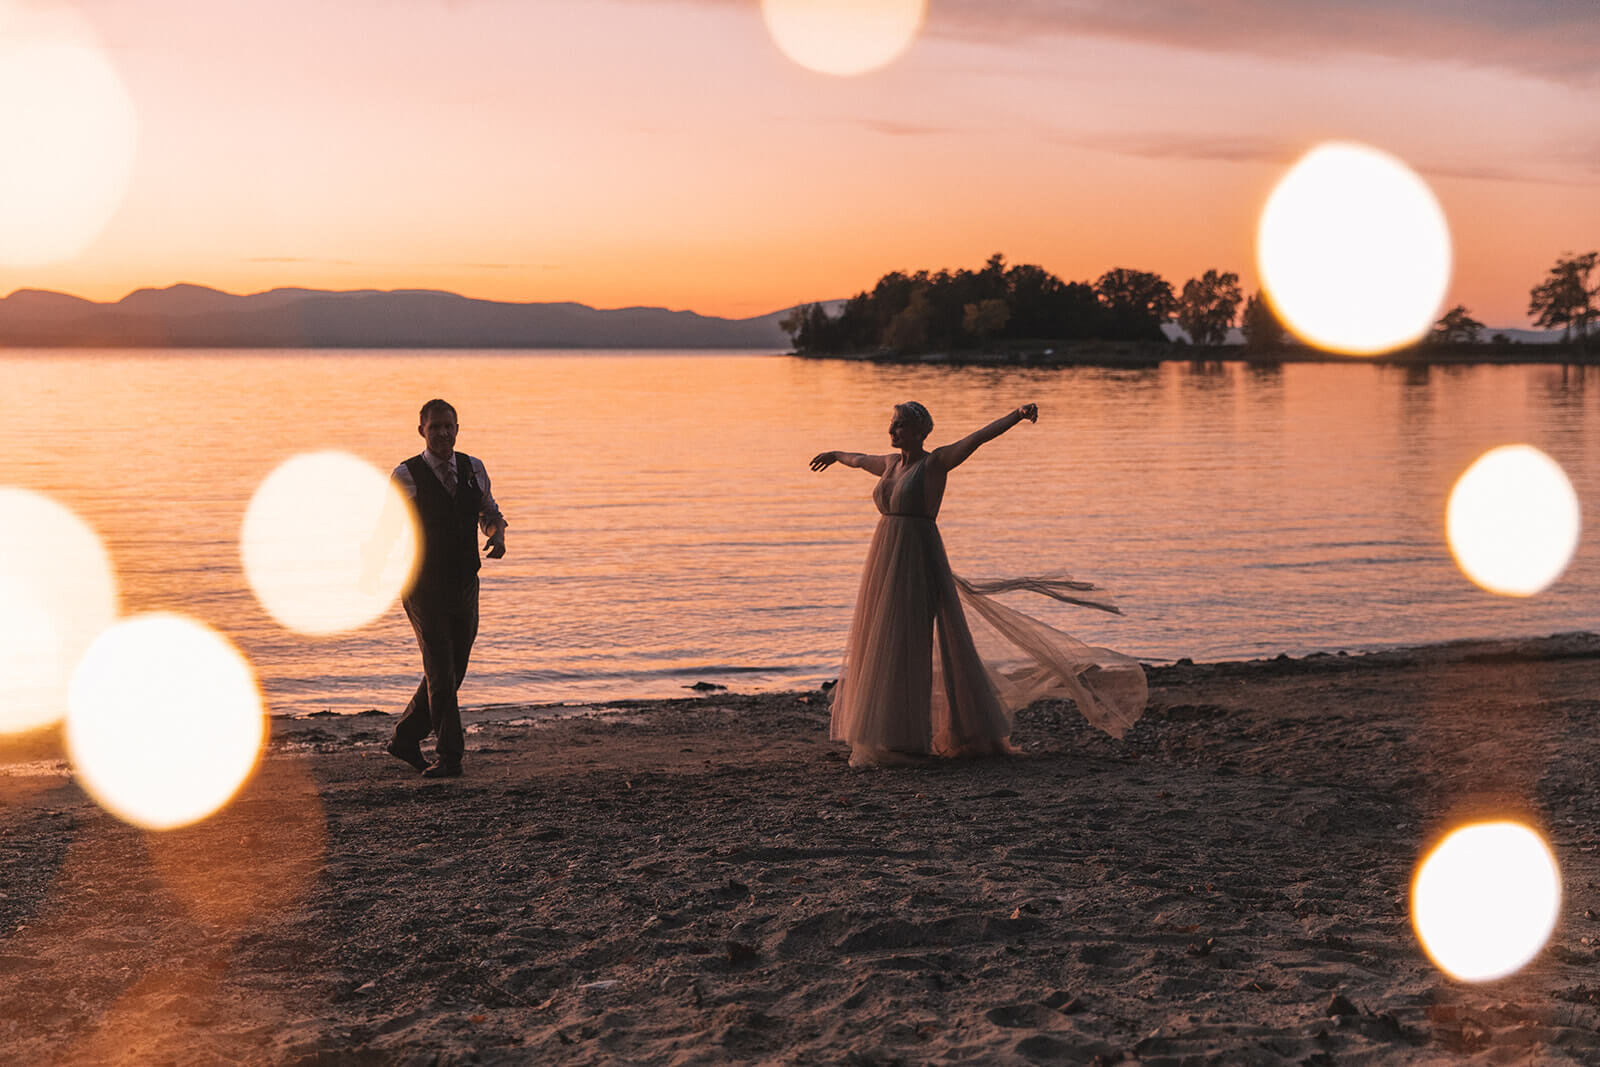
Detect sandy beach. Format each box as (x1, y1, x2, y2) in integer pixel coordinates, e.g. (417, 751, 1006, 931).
(5, 634, 1600, 1064)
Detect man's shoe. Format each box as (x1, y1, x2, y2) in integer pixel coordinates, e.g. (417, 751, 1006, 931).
(422, 759, 463, 779)
(385, 739, 429, 773)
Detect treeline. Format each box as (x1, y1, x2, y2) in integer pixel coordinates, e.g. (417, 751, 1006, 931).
(782, 250, 1600, 355)
(1431, 252, 1599, 346)
(780, 253, 1280, 355)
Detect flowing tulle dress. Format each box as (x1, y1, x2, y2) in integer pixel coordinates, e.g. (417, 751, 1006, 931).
(829, 453, 1147, 765)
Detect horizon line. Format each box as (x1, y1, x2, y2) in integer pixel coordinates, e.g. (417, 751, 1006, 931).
(0, 281, 1565, 336)
(0, 282, 816, 324)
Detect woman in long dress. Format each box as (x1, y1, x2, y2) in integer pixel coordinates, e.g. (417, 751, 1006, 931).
(811, 401, 1147, 767)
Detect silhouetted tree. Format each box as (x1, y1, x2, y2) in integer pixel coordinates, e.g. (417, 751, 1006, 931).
(1528, 251, 1598, 347)
(867, 271, 926, 340)
(1240, 290, 1286, 351)
(917, 256, 1008, 350)
(781, 302, 845, 352)
(778, 305, 807, 347)
(1427, 305, 1485, 344)
(1095, 268, 1176, 341)
(962, 298, 1009, 347)
(923, 268, 971, 350)
(834, 293, 878, 352)
(977, 252, 1008, 292)
(883, 286, 933, 352)
(1175, 270, 1242, 345)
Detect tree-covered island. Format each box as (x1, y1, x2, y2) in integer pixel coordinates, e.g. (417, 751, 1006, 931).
(781, 252, 1598, 364)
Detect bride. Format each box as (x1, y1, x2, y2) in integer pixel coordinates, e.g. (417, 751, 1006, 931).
(811, 401, 1146, 767)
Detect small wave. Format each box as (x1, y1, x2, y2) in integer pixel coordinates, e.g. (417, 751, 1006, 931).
(500, 663, 812, 683)
(1245, 555, 1440, 570)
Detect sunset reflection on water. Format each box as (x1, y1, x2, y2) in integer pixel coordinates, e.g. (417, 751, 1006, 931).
(6, 350, 1598, 716)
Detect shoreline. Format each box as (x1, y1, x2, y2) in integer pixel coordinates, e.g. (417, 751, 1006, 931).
(794, 342, 1599, 368)
(4, 632, 1594, 766)
(5, 630, 1600, 1062)
(274, 627, 1600, 726)
(251, 627, 1600, 723)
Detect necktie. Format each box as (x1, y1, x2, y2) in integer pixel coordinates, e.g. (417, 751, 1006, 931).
(441, 457, 457, 495)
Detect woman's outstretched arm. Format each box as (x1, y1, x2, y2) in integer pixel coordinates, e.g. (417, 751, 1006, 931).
(932, 403, 1038, 471)
(811, 451, 889, 476)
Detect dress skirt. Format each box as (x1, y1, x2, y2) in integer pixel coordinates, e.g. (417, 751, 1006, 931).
(829, 514, 1147, 763)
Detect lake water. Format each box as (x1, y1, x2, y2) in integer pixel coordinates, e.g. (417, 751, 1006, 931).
(12, 350, 1599, 716)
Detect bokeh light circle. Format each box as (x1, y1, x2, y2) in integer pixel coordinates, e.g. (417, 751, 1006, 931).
(241, 451, 418, 635)
(1258, 142, 1451, 355)
(1446, 444, 1580, 597)
(66, 613, 266, 831)
(761, 0, 927, 77)
(0, 2, 138, 265)
(0, 488, 118, 734)
(1412, 821, 1561, 982)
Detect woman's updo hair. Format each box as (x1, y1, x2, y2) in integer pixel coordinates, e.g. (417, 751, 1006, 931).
(894, 401, 933, 438)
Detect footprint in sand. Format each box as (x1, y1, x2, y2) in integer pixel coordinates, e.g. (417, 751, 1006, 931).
(984, 1002, 1057, 1028)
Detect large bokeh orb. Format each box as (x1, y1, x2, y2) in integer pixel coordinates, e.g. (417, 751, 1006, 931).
(241, 451, 418, 635)
(0, 3, 137, 265)
(67, 613, 266, 831)
(1412, 821, 1561, 983)
(1258, 142, 1451, 355)
(0, 488, 118, 734)
(761, 0, 926, 77)
(1447, 444, 1580, 597)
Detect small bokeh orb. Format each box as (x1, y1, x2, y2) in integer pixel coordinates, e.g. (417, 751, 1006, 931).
(1258, 142, 1452, 355)
(0, 3, 138, 265)
(0, 488, 118, 734)
(1412, 821, 1561, 983)
(66, 613, 266, 831)
(241, 451, 418, 635)
(760, 0, 927, 77)
(1447, 444, 1580, 597)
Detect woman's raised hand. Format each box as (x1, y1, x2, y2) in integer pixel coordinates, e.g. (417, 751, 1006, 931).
(1018, 403, 1038, 423)
(810, 451, 838, 471)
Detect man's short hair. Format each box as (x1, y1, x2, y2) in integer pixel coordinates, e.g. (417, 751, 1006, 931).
(419, 398, 457, 424)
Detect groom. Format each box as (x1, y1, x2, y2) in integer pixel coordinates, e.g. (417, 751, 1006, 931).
(385, 398, 508, 778)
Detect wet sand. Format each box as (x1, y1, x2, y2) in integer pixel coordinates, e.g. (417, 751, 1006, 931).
(5, 633, 1600, 1064)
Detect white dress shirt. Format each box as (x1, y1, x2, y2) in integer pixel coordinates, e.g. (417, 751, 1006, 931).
(392, 450, 507, 535)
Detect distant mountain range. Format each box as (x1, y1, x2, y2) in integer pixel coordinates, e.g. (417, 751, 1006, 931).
(0, 285, 796, 349)
(0, 284, 1560, 350)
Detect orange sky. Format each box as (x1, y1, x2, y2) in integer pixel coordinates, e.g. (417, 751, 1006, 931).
(1, 0, 1596, 326)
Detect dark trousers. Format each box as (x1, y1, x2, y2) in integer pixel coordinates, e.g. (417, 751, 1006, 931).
(394, 576, 479, 761)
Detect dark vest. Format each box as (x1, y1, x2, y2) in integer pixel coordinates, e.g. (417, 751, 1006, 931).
(404, 452, 483, 596)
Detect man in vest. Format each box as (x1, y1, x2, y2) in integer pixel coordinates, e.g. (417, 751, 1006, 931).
(386, 398, 508, 778)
